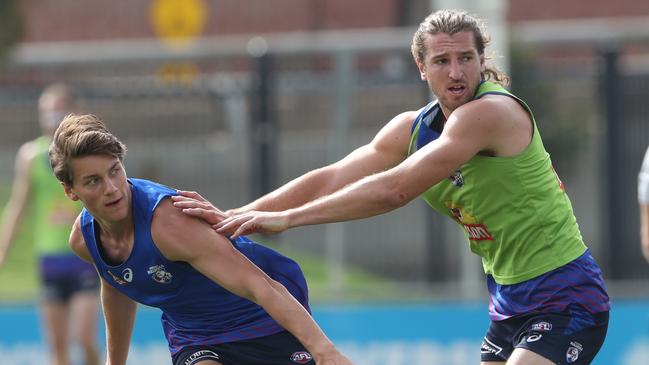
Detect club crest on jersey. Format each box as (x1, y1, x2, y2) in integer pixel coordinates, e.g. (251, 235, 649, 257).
(566, 341, 583, 363)
(448, 170, 464, 187)
(147, 265, 173, 284)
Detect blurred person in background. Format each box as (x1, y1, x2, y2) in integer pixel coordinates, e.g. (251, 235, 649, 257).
(0, 84, 99, 365)
(174, 9, 610, 365)
(638, 146, 649, 263)
(50, 113, 353, 365)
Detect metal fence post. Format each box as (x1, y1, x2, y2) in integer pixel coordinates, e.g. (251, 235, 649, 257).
(249, 40, 277, 200)
(600, 48, 621, 277)
(325, 50, 354, 298)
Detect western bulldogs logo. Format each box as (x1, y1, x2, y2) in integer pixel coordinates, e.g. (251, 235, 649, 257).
(290, 351, 313, 364)
(448, 170, 464, 187)
(566, 341, 583, 363)
(147, 265, 173, 284)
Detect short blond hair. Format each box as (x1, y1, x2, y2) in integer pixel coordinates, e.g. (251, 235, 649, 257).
(49, 114, 126, 186)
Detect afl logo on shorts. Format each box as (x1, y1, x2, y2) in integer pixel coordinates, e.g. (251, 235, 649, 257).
(290, 351, 313, 364)
(531, 321, 552, 331)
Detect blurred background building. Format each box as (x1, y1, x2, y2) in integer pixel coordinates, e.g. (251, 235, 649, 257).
(0, 1, 648, 364)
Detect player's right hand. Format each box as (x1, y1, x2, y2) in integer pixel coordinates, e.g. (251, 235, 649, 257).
(214, 210, 290, 239)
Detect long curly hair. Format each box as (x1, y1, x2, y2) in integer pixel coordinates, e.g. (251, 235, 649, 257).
(411, 9, 509, 86)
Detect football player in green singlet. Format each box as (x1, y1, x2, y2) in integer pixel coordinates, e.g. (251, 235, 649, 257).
(0, 84, 100, 365)
(174, 9, 609, 365)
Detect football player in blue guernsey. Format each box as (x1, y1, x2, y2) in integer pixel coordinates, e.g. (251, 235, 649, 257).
(48, 113, 353, 365)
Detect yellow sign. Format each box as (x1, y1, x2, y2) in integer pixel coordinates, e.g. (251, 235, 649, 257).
(155, 62, 199, 86)
(150, 0, 206, 50)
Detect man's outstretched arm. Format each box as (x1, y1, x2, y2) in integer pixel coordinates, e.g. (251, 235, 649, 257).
(172, 111, 418, 222)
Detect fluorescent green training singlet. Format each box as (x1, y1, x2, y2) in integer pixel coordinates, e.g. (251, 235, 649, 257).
(409, 82, 586, 285)
(29, 136, 81, 255)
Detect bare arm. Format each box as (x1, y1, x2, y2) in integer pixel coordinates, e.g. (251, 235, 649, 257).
(236, 111, 415, 212)
(70, 217, 136, 365)
(152, 199, 351, 365)
(0, 142, 36, 267)
(101, 279, 137, 365)
(215, 95, 532, 238)
(172, 111, 417, 222)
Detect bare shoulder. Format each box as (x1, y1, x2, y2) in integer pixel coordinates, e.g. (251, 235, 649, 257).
(461, 94, 529, 124)
(370, 109, 421, 157)
(14, 140, 40, 169)
(69, 214, 93, 263)
(151, 197, 230, 261)
(449, 94, 533, 156)
(382, 110, 421, 134)
(151, 197, 186, 248)
(395, 109, 421, 124)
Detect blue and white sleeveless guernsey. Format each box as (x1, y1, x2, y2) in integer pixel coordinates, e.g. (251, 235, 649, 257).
(80, 178, 310, 355)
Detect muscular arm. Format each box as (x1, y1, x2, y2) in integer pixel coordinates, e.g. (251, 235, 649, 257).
(0, 142, 36, 267)
(286, 97, 528, 224)
(69, 217, 136, 365)
(216, 95, 533, 237)
(233, 111, 416, 213)
(152, 199, 347, 363)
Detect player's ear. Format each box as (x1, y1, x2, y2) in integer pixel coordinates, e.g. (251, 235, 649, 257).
(416, 59, 427, 80)
(62, 182, 79, 201)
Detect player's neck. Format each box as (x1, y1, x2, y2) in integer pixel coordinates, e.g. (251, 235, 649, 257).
(96, 213, 134, 244)
(96, 219, 135, 265)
